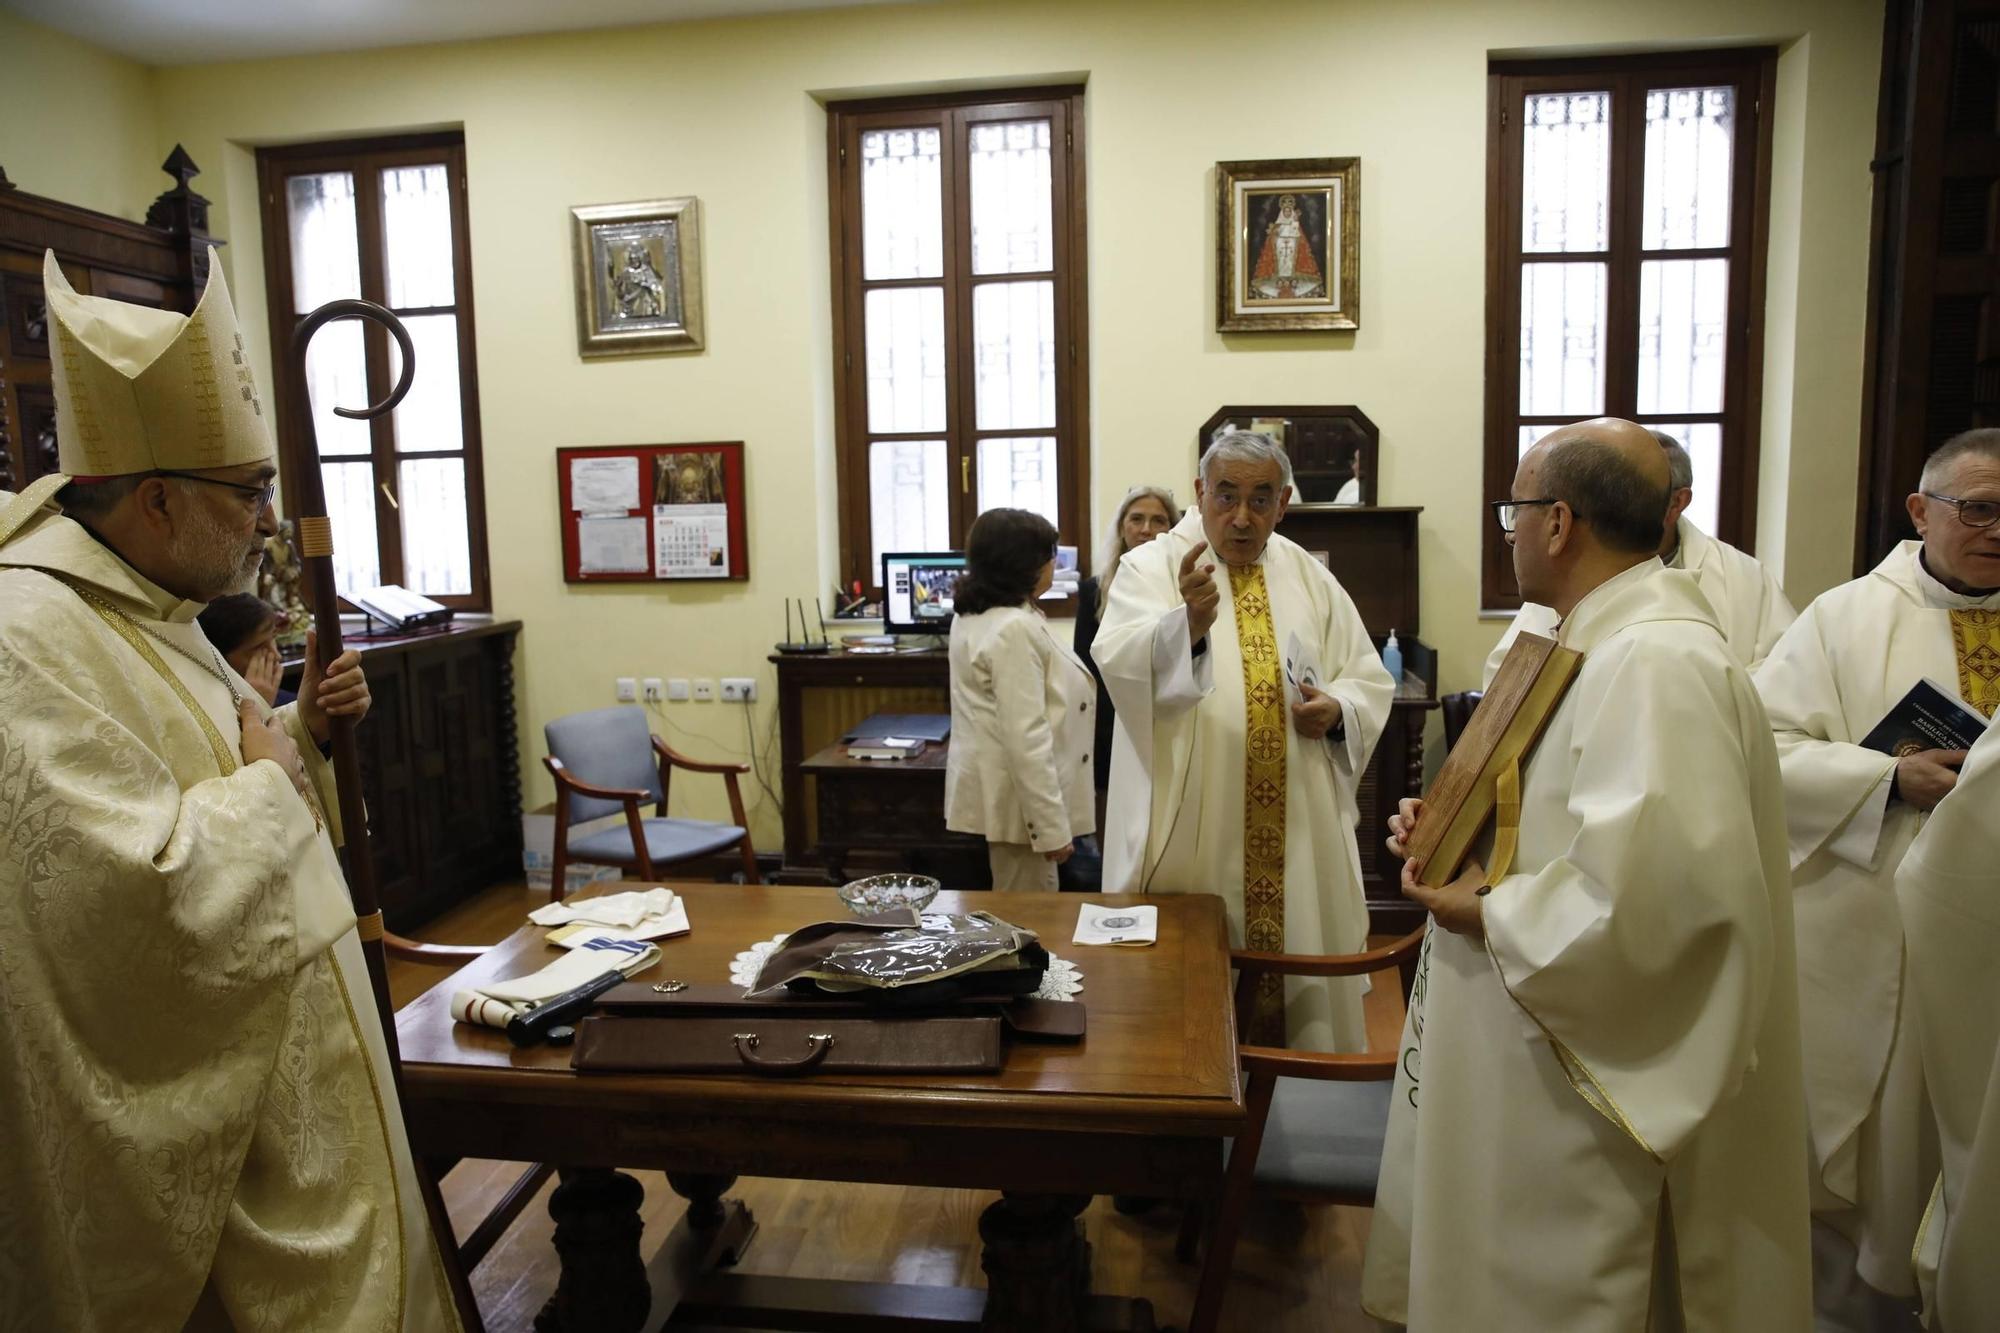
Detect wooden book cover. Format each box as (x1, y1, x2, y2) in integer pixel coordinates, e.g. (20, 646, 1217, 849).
(1408, 632, 1583, 887)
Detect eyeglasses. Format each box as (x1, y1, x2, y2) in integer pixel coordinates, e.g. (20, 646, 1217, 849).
(1490, 498, 1561, 533)
(1923, 492, 2000, 530)
(154, 470, 277, 511)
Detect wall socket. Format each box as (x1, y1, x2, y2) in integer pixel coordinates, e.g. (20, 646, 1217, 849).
(666, 678, 691, 701)
(641, 677, 664, 702)
(692, 678, 716, 702)
(615, 676, 637, 702)
(720, 677, 757, 703)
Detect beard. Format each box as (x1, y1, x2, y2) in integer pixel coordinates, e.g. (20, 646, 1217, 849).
(169, 500, 264, 602)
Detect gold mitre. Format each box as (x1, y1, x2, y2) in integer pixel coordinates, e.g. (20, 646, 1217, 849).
(43, 246, 273, 477)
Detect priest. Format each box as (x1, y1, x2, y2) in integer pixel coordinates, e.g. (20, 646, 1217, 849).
(0, 252, 459, 1331)
(1753, 427, 2000, 1326)
(1093, 431, 1393, 1050)
(1363, 418, 1811, 1331)
(1898, 715, 2000, 1332)
(1484, 428, 1794, 684)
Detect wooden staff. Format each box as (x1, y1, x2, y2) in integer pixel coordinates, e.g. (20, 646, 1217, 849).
(287, 299, 486, 1332)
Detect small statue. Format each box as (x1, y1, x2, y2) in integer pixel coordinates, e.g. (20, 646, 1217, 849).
(610, 243, 666, 319)
(259, 519, 311, 648)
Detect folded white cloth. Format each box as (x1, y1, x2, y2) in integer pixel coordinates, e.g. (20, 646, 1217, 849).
(528, 887, 676, 931)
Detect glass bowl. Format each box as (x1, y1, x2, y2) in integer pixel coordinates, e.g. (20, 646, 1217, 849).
(836, 873, 940, 916)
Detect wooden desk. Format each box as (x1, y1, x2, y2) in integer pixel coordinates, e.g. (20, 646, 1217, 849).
(396, 882, 1240, 1332)
(800, 739, 984, 883)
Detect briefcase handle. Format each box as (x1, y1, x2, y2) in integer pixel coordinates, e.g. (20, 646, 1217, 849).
(732, 1030, 836, 1075)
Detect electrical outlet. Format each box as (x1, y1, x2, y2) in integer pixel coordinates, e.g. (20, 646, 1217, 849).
(642, 677, 664, 703)
(615, 676, 638, 702)
(666, 678, 691, 702)
(721, 677, 757, 703)
(692, 678, 716, 702)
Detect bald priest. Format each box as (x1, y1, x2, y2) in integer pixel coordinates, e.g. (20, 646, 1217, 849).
(0, 252, 459, 1331)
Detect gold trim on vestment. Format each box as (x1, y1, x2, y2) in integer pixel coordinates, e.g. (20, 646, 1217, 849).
(1233, 564, 1288, 1046)
(1949, 608, 1999, 718)
(1911, 1171, 1943, 1318)
(326, 946, 409, 1331)
(65, 584, 240, 777)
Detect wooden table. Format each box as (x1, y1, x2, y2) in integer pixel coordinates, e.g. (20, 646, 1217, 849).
(800, 739, 984, 883)
(396, 882, 1242, 1331)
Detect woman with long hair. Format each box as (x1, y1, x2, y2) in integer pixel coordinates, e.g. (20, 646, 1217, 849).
(1074, 486, 1179, 801)
(944, 507, 1096, 892)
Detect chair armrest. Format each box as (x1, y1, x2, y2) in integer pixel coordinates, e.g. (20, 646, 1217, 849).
(1239, 1045, 1398, 1082)
(1231, 925, 1425, 979)
(383, 933, 487, 966)
(652, 735, 750, 775)
(543, 756, 650, 806)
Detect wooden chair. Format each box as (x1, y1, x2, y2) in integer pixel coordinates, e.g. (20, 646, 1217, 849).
(542, 705, 760, 901)
(381, 937, 555, 1272)
(1181, 926, 1427, 1333)
(1441, 689, 1483, 751)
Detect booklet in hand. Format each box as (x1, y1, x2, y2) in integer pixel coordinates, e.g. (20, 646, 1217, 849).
(1858, 678, 1987, 757)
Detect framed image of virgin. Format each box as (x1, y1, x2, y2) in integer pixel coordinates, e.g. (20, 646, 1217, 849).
(570, 197, 705, 357)
(1216, 158, 1360, 332)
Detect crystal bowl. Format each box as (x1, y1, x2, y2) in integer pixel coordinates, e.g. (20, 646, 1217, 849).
(836, 873, 940, 916)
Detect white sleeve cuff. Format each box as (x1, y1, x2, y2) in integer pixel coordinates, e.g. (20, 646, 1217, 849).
(1826, 768, 1895, 870)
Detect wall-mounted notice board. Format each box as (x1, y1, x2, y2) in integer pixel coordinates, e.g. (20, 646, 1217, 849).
(557, 441, 749, 583)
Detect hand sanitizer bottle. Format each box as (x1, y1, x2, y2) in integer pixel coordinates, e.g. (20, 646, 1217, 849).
(1382, 630, 1403, 689)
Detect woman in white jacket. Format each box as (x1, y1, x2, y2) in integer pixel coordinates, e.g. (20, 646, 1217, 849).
(944, 508, 1097, 891)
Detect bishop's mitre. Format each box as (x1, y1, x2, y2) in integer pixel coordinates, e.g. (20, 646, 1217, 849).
(42, 245, 274, 477)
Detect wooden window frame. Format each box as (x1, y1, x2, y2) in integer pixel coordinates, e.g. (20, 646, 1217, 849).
(256, 131, 493, 611)
(827, 86, 1091, 604)
(1483, 49, 1776, 610)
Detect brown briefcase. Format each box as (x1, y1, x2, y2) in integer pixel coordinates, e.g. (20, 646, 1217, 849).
(571, 1014, 1006, 1076)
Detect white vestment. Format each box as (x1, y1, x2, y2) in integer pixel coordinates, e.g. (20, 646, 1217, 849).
(1898, 713, 2000, 1331)
(0, 492, 458, 1333)
(1483, 514, 1795, 686)
(1364, 560, 1811, 1333)
(1093, 510, 1393, 1051)
(1752, 540, 1995, 1296)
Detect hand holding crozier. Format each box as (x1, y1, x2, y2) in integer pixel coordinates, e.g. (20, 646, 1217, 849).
(1179, 539, 1220, 645)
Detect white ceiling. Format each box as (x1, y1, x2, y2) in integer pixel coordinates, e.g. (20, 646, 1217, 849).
(2, 0, 933, 65)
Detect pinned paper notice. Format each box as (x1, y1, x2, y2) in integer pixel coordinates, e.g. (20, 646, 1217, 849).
(1073, 903, 1158, 947)
(570, 456, 640, 513)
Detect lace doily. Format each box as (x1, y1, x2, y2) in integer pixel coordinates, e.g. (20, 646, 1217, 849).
(729, 933, 1082, 1001)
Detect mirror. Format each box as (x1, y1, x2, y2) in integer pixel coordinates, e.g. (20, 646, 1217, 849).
(1196, 404, 1379, 506)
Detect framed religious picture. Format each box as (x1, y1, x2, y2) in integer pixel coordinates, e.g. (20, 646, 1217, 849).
(1215, 158, 1360, 332)
(570, 197, 705, 357)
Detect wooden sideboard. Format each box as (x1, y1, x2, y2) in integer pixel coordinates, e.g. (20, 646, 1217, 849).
(290, 619, 524, 930)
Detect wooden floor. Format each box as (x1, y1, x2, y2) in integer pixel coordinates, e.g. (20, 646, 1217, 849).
(390, 882, 1402, 1333)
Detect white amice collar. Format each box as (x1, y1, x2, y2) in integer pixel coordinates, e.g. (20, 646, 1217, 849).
(1913, 546, 2000, 610)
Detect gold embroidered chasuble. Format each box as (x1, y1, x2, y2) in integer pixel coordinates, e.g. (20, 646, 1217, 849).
(1231, 565, 1289, 1045)
(1951, 608, 2000, 717)
(0, 491, 456, 1333)
(1091, 510, 1396, 1052)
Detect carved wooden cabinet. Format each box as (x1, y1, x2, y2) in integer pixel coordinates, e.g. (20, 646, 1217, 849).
(0, 148, 219, 491)
(294, 620, 524, 930)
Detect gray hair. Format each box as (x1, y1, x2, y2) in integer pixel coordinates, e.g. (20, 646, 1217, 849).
(58, 474, 150, 520)
(1921, 428, 2000, 491)
(1648, 430, 1694, 491)
(1200, 430, 1294, 493)
(1098, 484, 1181, 594)
(1539, 433, 1670, 555)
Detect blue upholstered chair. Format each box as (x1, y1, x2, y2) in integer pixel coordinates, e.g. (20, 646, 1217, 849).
(1181, 925, 1426, 1333)
(541, 705, 760, 900)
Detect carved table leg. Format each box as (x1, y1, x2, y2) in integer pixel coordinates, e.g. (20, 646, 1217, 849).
(978, 1192, 1092, 1333)
(533, 1168, 650, 1333)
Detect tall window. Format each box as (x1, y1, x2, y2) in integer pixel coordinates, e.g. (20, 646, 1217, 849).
(257, 133, 491, 609)
(828, 88, 1089, 593)
(1484, 51, 1775, 608)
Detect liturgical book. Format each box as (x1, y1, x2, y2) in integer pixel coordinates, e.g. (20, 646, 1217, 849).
(1858, 677, 1987, 757)
(1407, 632, 1582, 888)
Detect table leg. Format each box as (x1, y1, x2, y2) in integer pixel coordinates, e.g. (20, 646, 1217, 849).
(978, 1192, 1093, 1332)
(532, 1168, 651, 1333)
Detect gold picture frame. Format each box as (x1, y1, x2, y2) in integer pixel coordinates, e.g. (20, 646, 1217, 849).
(1216, 158, 1360, 332)
(570, 197, 705, 357)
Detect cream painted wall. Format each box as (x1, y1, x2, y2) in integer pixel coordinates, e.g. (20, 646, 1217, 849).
(3, 0, 1884, 850)
(0, 10, 161, 221)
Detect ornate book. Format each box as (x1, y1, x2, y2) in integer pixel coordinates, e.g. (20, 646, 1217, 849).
(1408, 632, 1583, 888)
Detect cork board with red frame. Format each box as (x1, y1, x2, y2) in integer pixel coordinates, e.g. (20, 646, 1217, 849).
(557, 441, 749, 583)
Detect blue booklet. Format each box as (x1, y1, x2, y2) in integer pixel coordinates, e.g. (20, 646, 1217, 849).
(1858, 678, 1988, 756)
